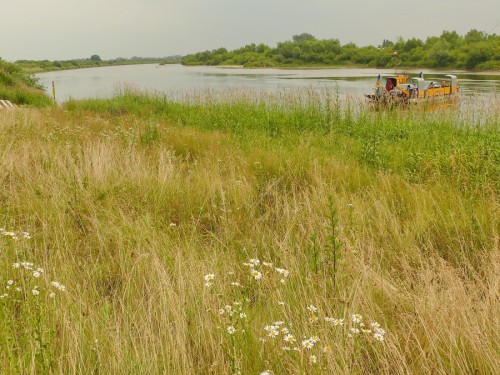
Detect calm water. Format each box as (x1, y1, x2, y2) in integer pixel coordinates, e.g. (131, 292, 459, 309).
(36, 64, 500, 102)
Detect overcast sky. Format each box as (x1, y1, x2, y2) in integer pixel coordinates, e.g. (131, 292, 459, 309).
(1, 0, 499, 61)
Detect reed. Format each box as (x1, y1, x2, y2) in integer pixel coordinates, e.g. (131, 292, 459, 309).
(0, 91, 498, 374)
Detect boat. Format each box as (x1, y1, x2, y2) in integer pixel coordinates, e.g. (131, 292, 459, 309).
(365, 72, 460, 105)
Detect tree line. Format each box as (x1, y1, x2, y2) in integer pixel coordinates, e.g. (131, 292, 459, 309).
(14, 55, 182, 74)
(181, 30, 499, 70)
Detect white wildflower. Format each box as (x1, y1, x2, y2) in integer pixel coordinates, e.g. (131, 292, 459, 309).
(332, 318, 345, 326)
(307, 305, 318, 313)
(351, 314, 363, 323)
(204, 274, 215, 282)
(283, 334, 296, 343)
(50, 281, 66, 291)
(267, 329, 279, 338)
(302, 339, 314, 349)
(373, 332, 385, 342)
(251, 269, 262, 280)
(249, 258, 260, 267)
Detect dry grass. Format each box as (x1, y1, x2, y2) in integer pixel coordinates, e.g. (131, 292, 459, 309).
(0, 101, 498, 374)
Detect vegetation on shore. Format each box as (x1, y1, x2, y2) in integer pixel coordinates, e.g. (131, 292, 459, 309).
(15, 55, 182, 74)
(182, 29, 500, 70)
(0, 58, 53, 107)
(0, 88, 498, 373)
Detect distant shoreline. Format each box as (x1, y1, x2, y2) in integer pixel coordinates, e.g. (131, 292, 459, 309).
(33, 62, 500, 76)
(19, 60, 180, 74)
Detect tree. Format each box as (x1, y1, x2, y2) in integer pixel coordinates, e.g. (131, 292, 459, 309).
(292, 33, 316, 43)
(464, 29, 486, 44)
(427, 40, 453, 67)
(379, 39, 394, 48)
(440, 31, 461, 48)
(90, 55, 101, 62)
(465, 42, 493, 69)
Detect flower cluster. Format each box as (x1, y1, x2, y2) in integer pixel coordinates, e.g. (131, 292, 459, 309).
(260, 321, 301, 351)
(203, 259, 387, 372)
(204, 273, 215, 288)
(1, 228, 31, 241)
(345, 313, 386, 341)
(262, 306, 388, 366)
(242, 258, 290, 284)
(218, 301, 246, 318)
(217, 300, 248, 337)
(2, 260, 67, 300)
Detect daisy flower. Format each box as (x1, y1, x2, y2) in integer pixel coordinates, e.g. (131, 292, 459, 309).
(351, 314, 363, 323)
(204, 274, 215, 282)
(283, 334, 296, 343)
(251, 269, 262, 280)
(333, 318, 344, 326)
(307, 305, 318, 313)
(302, 339, 314, 349)
(249, 258, 260, 267)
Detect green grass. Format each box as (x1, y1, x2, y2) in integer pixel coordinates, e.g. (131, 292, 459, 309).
(0, 91, 498, 374)
(65, 89, 499, 195)
(0, 59, 53, 107)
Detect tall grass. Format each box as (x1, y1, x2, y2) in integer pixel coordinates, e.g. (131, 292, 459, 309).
(0, 91, 498, 374)
(0, 59, 53, 107)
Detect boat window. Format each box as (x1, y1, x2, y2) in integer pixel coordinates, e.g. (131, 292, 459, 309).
(386, 78, 396, 90)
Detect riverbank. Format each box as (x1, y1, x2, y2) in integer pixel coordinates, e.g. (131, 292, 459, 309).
(1, 91, 498, 373)
(17, 58, 181, 74)
(0, 59, 53, 106)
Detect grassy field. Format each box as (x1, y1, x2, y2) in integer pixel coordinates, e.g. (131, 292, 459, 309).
(0, 90, 498, 374)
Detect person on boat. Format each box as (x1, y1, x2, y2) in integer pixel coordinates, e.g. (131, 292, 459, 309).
(386, 79, 394, 91)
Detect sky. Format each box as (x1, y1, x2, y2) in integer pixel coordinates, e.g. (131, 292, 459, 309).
(1, 0, 499, 61)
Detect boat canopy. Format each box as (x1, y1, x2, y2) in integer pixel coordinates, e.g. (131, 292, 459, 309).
(445, 75, 458, 87)
(411, 78, 427, 90)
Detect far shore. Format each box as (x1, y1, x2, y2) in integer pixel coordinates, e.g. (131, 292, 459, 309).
(32, 62, 500, 76)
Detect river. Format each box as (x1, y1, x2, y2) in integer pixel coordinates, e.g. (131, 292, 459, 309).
(36, 64, 500, 103)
